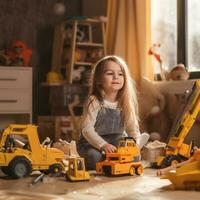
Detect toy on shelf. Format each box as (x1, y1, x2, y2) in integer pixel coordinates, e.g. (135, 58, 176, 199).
(76, 26, 88, 42)
(153, 80, 200, 168)
(96, 137, 143, 176)
(6, 40, 32, 66)
(157, 148, 200, 190)
(51, 18, 106, 84)
(46, 71, 63, 84)
(65, 157, 90, 181)
(74, 48, 87, 62)
(86, 48, 104, 62)
(72, 66, 85, 83)
(0, 124, 65, 179)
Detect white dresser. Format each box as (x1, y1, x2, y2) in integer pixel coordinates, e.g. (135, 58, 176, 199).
(0, 66, 32, 131)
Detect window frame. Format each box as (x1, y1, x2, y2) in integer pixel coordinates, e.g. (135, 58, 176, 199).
(178, 0, 200, 78)
(177, 0, 187, 65)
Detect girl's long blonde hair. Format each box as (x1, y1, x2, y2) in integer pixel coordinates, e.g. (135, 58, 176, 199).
(86, 55, 139, 126)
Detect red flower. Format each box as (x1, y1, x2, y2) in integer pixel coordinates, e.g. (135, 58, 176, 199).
(148, 44, 162, 64)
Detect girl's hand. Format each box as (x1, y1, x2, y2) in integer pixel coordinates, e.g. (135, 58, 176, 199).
(101, 143, 117, 153)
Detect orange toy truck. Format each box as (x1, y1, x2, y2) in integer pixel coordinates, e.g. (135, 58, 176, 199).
(96, 137, 143, 176)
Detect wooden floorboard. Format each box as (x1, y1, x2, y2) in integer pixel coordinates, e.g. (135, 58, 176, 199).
(0, 168, 199, 200)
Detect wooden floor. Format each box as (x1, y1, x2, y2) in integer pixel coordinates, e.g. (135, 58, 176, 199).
(0, 168, 199, 200)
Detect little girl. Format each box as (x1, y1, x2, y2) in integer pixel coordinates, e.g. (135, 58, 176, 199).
(77, 55, 147, 170)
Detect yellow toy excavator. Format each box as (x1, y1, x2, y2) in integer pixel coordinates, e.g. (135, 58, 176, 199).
(155, 80, 200, 168)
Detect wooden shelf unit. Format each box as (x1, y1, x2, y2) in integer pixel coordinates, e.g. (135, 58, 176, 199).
(51, 18, 107, 84)
(42, 19, 107, 140)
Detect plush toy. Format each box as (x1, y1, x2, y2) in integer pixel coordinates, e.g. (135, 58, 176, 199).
(139, 78, 170, 142)
(139, 78, 165, 120)
(73, 66, 85, 82)
(139, 78, 187, 142)
(168, 64, 190, 81)
(6, 40, 32, 66)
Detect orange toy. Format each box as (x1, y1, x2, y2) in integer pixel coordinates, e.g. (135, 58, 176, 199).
(6, 40, 32, 66)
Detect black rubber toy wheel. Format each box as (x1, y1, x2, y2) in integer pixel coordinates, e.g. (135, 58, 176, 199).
(103, 166, 112, 176)
(161, 155, 182, 168)
(1, 166, 12, 176)
(135, 165, 144, 175)
(9, 157, 32, 179)
(50, 164, 63, 176)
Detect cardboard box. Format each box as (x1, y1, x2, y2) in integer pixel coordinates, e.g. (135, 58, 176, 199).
(141, 147, 165, 162)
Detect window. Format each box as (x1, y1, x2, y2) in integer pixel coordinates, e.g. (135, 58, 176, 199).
(152, 0, 200, 76)
(188, 0, 200, 71)
(151, 0, 177, 74)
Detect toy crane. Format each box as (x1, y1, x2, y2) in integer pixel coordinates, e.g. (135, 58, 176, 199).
(154, 80, 200, 168)
(96, 137, 143, 176)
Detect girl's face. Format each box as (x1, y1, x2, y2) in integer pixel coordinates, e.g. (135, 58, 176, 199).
(100, 60, 124, 94)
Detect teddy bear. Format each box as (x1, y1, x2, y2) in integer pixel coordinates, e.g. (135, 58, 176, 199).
(139, 78, 188, 142)
(167, 64, 190, 81)
(138, 78, 172, 142)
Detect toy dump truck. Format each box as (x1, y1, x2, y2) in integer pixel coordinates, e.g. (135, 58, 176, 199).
(0, 124, 65, 179)
(65, 157, 90, 181)
(154, 80, 200, 168)
(96, 137, 143, 176)
(162, 149, 200, 190)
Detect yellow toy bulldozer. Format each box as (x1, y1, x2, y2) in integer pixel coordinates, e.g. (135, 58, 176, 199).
(161, 149, 200, 190)
(154, 80, 200, 168)
(0, 124, 65, 179)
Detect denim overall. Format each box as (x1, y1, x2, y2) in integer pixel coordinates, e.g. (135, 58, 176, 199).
(77, 105, 125, 170)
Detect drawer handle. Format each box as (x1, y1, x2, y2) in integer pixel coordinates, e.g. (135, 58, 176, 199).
(0, 100, 17, 103)
(0, 78, 17, 81)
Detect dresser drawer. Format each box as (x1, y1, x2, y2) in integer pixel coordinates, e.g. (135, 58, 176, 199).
(0, 67, 32, 89)
(0, 89, 32, 112)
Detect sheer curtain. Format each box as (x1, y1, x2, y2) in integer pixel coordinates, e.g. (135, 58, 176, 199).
(106, 0, 153, 85)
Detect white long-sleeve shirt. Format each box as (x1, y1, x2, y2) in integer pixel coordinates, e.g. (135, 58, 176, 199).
(81, 96, 140, 150)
